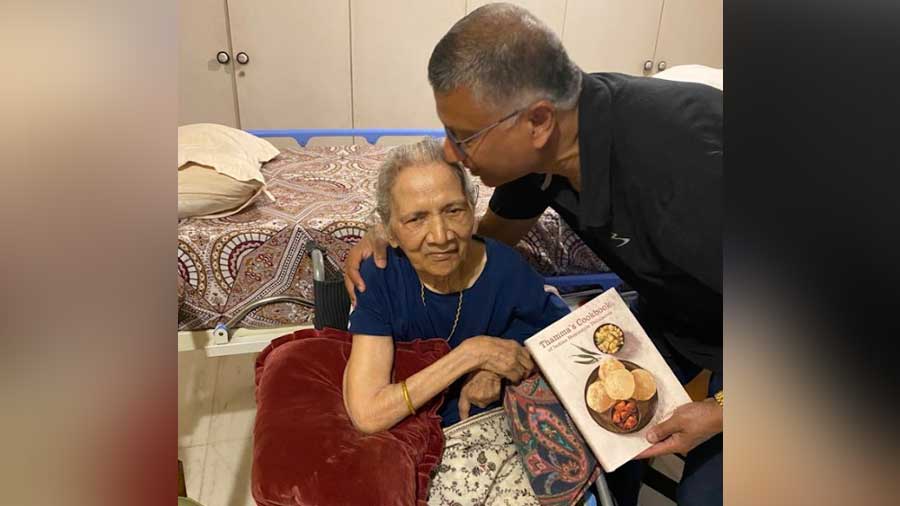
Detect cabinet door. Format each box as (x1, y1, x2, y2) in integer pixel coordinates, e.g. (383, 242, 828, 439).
(467, 0, 567, 37)
(227, 0, 352, 145)
(351, 0, 465, 140)
(563, 0, 664, 76)
(179, 0, 238, 126)
(653, 0, 723, 71)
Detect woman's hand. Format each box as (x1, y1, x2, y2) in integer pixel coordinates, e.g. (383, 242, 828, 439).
(458, 370, 502, 420)
(461, 336, 534, 383)
(343, 224, 389, 304)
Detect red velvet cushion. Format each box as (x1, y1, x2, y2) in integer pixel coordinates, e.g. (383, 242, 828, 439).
(252, 328, 450, 506)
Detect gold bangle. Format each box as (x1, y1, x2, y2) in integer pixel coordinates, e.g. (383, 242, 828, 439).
(714, 389, 724, 407)
(400, 380, 416, 416)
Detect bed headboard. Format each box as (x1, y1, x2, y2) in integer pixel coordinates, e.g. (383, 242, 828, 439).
(246, 128, 445, 147)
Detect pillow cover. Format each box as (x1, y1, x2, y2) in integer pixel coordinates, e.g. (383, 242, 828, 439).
(504, 374, 601, 506)
(178, 123, 279, 182)
(177, 162, 265, 219)
(252, 328, 450, 506)
(177, 123, 279, 219)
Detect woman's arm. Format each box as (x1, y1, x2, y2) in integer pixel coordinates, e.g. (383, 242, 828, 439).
(343, 334, 475, 434)
(343, 334, 534, 434)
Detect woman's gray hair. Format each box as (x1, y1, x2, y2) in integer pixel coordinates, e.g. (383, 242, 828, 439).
(428, 2, 582, 112)
(375, 137, 477, 226)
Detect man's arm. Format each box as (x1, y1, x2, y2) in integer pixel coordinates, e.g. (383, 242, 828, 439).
(476, 209, 539, 247)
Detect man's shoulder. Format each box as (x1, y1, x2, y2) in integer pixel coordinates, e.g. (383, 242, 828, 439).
(587, 71, 721, 93)
(584, 72, 653, 98)
(587, 72, 721, 116)
(588, 72, 722, 155)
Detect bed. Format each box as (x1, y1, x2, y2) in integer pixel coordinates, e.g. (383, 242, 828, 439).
(177, 129, 620, 356)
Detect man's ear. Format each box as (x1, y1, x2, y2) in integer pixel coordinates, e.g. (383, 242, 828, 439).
(527, 100, 556, 149)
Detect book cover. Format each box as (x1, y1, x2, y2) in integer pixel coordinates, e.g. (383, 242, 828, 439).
(525, 288, 692, 472)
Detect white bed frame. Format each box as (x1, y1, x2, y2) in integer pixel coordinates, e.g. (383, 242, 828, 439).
(178, 323, 313, 357)
(178, 287, 621, 357)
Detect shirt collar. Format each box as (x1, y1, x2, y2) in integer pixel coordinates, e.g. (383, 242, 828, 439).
(576, 72, 614, 228)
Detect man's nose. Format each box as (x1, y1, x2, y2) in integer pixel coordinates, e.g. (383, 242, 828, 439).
(443, 138, 462, 165)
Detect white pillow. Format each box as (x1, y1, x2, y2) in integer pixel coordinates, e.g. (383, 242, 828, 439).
(177, 123, 279, 219)
(653, 64, 723, 91)
(178, 123, 279, 183)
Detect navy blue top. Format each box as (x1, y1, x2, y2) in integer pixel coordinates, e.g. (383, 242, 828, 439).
(348, 236, 569, 426)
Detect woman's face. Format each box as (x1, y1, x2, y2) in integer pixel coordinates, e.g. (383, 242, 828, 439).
(387, 162, 475, 280)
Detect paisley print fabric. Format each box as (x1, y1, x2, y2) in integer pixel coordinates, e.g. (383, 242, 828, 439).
(178, 144, 607, 331)
(504, 375, 601, 506)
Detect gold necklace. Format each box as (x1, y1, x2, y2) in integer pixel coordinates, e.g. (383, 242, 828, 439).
(420, 280, 463, 341)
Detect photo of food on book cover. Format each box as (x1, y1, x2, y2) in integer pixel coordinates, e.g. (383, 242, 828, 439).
(525, 288, 692, 472)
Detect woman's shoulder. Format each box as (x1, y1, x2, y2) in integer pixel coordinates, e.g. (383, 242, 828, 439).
(479, 236, 548, 294)
(357, 246, 412, 291)
(481, 236, 531, 271)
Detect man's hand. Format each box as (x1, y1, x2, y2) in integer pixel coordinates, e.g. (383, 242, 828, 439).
(458, 370, 502, 420)
(634, 399, 722, 459)
(342, 225, 389, 304)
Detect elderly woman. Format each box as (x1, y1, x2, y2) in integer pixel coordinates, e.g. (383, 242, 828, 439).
(343, 138, 569, 433)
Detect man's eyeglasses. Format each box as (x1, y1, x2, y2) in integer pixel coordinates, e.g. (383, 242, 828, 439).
(444, 108, 523, 161)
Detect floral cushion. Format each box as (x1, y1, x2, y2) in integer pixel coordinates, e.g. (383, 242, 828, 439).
(427, 407, 540, 506)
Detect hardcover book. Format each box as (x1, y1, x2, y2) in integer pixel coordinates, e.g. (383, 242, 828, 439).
(525, 288, 692, 471)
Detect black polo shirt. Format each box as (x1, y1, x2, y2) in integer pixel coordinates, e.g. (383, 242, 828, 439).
(489, 72, 722, 373)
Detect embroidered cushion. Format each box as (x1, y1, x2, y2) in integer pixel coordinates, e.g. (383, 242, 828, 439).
(427, 407, 540, 505)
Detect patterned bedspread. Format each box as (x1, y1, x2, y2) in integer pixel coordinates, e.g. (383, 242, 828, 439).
(178, 144, 605, 331)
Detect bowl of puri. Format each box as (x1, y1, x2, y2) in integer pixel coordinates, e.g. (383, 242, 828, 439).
(593, 323, 625, 354)
(584, 357, 658, 434)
